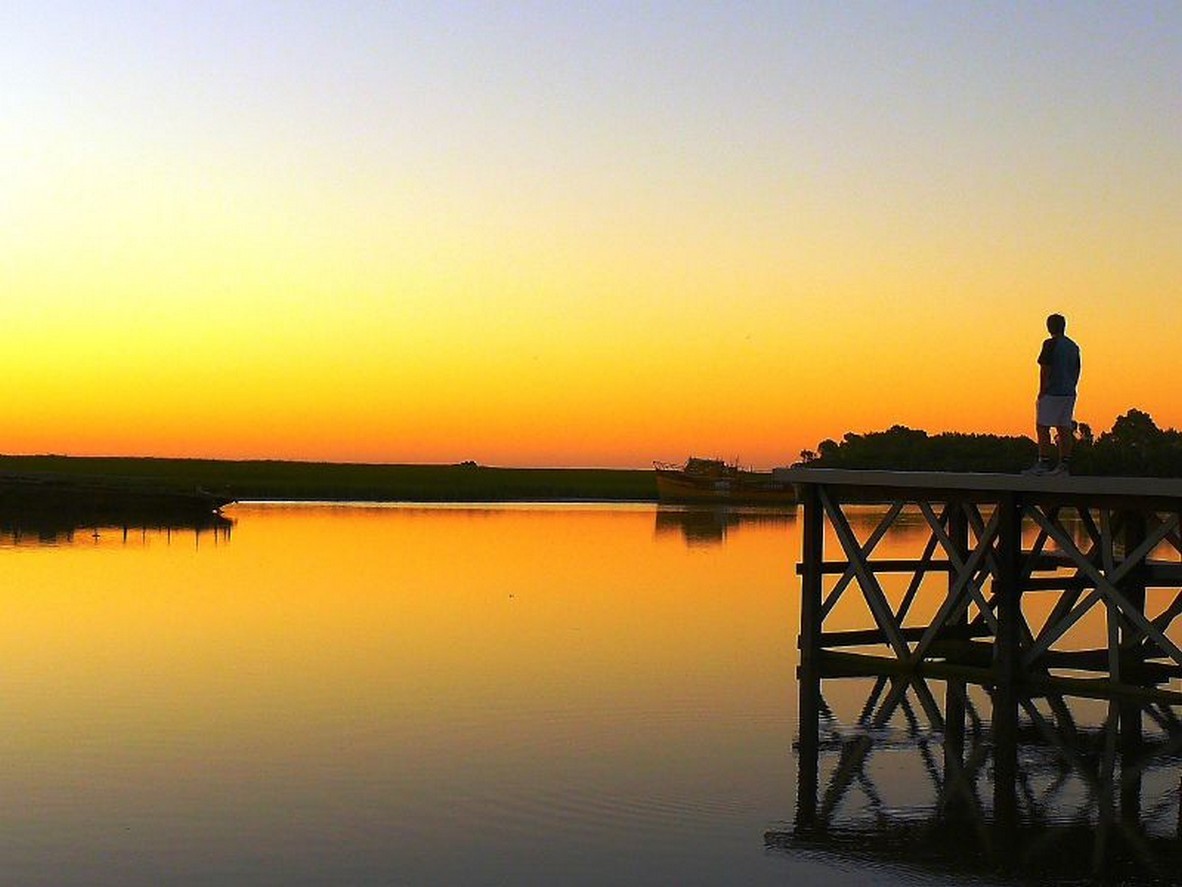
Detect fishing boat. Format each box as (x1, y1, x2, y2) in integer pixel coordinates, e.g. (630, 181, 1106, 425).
(652, 458, 796, 505)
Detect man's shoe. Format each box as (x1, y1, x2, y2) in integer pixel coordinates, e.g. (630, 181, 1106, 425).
(1022, 462, 1051, 476)
(1047, 462, 1070, 477)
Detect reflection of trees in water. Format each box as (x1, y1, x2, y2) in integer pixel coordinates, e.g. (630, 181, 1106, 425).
(653, 506, 794, 547)
(770, 672, 1182, 883)
(0, 512, 233, 547)
(0, 474, 234, 546)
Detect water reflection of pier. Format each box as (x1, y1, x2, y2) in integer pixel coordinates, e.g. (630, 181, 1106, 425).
(770, 468, 1182, 882)
(770, 674, 1182, 881)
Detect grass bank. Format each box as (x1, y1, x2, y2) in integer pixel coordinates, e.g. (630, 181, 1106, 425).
(0, 456, 657, 503)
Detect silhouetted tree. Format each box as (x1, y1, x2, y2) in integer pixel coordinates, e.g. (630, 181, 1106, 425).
(1078, 409, 1182, 477)
(803, 425, 1035, 472)
(804, 410, 1182, 476)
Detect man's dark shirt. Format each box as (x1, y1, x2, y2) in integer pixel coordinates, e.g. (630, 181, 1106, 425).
(1038, 335, 1081, 396)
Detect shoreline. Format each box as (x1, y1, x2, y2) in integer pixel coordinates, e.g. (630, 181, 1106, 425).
(0, 455, 659, 504)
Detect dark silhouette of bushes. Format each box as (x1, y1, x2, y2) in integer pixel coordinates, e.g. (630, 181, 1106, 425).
(798, 425, 1037, 472)
(798, 410, 1182, 477)
(1073, 409, 1182, 477)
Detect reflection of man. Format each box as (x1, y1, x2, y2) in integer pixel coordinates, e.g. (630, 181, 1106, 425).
(1024, 313, 1081, 476)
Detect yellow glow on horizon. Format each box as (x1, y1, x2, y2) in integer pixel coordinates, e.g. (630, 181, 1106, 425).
(4, 6, 1178, 467)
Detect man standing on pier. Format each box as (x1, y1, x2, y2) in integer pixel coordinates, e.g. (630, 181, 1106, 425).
(1024, 313, 1081, 476)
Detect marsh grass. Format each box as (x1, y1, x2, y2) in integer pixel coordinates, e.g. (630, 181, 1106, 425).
(0, 456, 657, 503)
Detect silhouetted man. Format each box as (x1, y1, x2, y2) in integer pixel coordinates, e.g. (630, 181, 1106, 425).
(1024, 313, 1081, 476)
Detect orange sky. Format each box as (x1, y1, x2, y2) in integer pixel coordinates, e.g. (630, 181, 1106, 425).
(3, 4, 1179, 467)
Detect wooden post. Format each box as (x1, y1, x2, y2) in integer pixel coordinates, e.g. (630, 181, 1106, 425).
(992, 493, 1021, 839)
(944, 502, 968, 797)
(795, 667, 820, 832)
(994, 493, 1022, 686)
(1120, 701, 1144, 827)
(1119, 510, 1147, 809)
(1119, 509, 1148, 669)
(942, 678, 968, 819)
(796, 481, 823, 832)
(799, 483, 824, 671)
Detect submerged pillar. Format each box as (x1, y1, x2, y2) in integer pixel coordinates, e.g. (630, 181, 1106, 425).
(992, 493, 1022, 841)
(795, 483, 824, 831)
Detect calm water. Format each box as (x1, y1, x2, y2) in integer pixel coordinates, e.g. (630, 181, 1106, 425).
(0, 503, 1176, 885)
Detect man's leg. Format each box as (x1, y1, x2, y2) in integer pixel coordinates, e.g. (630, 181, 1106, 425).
(1024, 424, 1056, 474)
(1044, 423, 1075, 475)
(1036, 425, 1053, 462)
(1056, 424, 1074, 461)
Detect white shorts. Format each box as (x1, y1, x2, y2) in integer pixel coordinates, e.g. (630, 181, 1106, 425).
(1037, 395, 1076, 429)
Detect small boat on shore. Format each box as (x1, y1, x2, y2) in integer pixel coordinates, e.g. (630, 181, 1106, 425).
(653, 458, 796, 505)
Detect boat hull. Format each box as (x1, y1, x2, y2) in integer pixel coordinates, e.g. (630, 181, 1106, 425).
(654, 468, 796, 505)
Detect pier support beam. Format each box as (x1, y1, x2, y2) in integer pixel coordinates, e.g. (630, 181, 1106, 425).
(779, 468, 1182, 705)
(798, 484, 823, 674)
(994, 493, 1022, 687)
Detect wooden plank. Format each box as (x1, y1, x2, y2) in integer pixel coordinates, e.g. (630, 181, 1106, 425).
(896, 531, 943, 624)
(819, 501, 904, 620)
(962, 502, 1004, 590)
(1024, 510, 1174, 665)
(776, 468, 1182, 502)
(812, 650, 1000, 689)
(1144, 563, 1182, 584)
(1026, 509, 1182, 668)
(1024, 588, 1104, 667)
(814, 650, 1182, 705)
(1038, 648, 1182, 681)
(1024, 576, 1095, 591)
(910, 506, 1001, 663)
(820, 488, 911, 659)
(918, 501, 999, 634)
(818, 623, 993, 648)
(801, 559, 954, 575)
(1142, 591, 1182, 643)
(1031, 585, 1085, 649)
(925, 638, 994, 666)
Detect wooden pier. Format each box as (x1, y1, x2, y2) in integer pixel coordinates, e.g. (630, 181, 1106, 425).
(775, 468, 1182, 702)
(771, 468, 1182, 880)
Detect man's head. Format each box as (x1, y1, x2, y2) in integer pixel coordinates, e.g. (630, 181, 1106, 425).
(1047, 313, 1066, 336)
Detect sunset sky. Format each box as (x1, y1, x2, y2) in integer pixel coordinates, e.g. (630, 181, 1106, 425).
(3, 2, 1179, 467)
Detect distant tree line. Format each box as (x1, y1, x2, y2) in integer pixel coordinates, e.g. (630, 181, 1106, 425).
(796, 409, 1182, 477)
